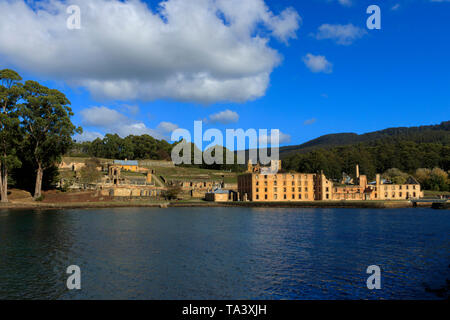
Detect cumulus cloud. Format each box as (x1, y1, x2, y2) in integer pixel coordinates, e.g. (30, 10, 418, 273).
(314, 23, 367, 45)
(206, 109, 240, 124)
(74, 130, 104, 142)
(303, 54, 333, 74)
(391, 4, 401, 10)
(338, 0, 352, 6)
(259, 130, 291, 145)
(0, 0, 300, 104)
(303, 118, 317, 125)
(157, 121, 179, 133)
(78, 106, 176, 140)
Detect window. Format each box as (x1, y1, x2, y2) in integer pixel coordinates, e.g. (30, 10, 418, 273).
(399, 192, 402, 197)
(265, 194, 268, 200)
(326, 194, 329, 199)
(292, 188, 295, 192)
(284, 187, 287, 192)
(256, 181, 259, 186)
(298, 194, 302, 199)
(298, 187, 301, 192)
(264, 175, 268, 179)
(264, 188, 267, 192)
(274, 180, 277, 186)
(305, 194, 308, 199)
(305, 187, 308, 192)
(256, 188, 259, 192)
(326, 187, 329, 192)
(256, 194, 259, 200)
(274, 187, 278, 192)
(292, 194, 295, 199)
(274, 194, 278, 200)
(292, 181, 295, 186)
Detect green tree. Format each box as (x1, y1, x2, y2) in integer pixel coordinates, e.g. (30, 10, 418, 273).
(0, 69, 23, 202)
(382, 168, 409, 184)
(79, 158, 102, 185)
(162, 185, 182, 200)
(21, 81, 82, 199)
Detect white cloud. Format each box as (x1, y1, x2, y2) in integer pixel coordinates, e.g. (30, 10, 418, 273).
(303, 54, 333, 74)
(74, 131, 104, 142)
(391, 4, 401, 10)
(0, 0, 300, 104)
(80, 106, 129, 128)
(303, 118, 317, 125)
(78, 106, 176, 140)
(157, 121, 179, 133)
(206, 109, 240, 124)
(338, 0, 352, 6)
(259, 131, 291, 145)
(314, 23, 367, 45)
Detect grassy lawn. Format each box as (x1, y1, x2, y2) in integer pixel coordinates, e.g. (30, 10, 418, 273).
(423, 190, 450, 197)
(153, 166, 238, 182)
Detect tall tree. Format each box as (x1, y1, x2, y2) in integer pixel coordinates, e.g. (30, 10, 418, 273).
(21, 81, 81, 199)
(0, 69, 23, 202)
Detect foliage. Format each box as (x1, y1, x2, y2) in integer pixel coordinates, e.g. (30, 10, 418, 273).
(162, 185, 182, 200)
(20, 80, 82, 198)
(0, 69, 23, 202)
(71, 134, 173, 160)
(382, 168, 409, 184)
(79, 158, 103, 184)
(283, 140, 450, 191)
(280, 121, 450, 157)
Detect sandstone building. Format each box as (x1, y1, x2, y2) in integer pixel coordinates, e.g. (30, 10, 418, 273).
(238, 162, 422, 202)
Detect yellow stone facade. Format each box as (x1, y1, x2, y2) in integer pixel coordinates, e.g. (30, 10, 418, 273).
(238, 163, 423, 202)
(238, 173, 316, 201)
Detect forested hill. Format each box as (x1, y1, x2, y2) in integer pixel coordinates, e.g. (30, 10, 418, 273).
(279, 121, 450, 158)
(282, 121, 450, 182)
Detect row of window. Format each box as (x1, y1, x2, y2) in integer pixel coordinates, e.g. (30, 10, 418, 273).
(255, 174, 312, 180)
(256, 180, 311, 186)
(256, 187, 309, 193)
(255, 193, 310, 200)
(383, 185, 417, 190)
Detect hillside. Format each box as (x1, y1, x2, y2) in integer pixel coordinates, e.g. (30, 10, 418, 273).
(279, 121, 450, 158)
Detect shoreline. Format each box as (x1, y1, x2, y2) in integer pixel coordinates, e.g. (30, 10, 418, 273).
(0, 200, 440, 210)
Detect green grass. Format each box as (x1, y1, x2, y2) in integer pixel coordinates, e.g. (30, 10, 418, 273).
(154, 166, 238, 182)
(423, 190, 450, 197)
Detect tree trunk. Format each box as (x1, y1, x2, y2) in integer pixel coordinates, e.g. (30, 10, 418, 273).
(0, 162, 7, 203)
(34, 163, 44, 199)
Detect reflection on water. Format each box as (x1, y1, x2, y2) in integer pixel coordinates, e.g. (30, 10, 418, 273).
(0, 207, 448, 299)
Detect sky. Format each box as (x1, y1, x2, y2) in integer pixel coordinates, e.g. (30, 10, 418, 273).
(0, 0, 449, 149)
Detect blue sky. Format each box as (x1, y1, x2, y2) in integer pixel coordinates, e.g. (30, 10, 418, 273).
(0, 0, 449, 148)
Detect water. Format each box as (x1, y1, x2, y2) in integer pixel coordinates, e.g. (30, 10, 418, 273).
(0, 207, 448, 300)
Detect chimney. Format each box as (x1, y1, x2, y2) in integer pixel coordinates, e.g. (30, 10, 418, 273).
(376, 174, 381, 185)
(356, 164, 360, 178)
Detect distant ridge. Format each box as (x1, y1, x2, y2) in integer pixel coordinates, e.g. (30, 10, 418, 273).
(279, 121, 450, 158)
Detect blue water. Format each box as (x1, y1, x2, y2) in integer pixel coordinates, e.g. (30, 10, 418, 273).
(0, 207, 448, 299)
